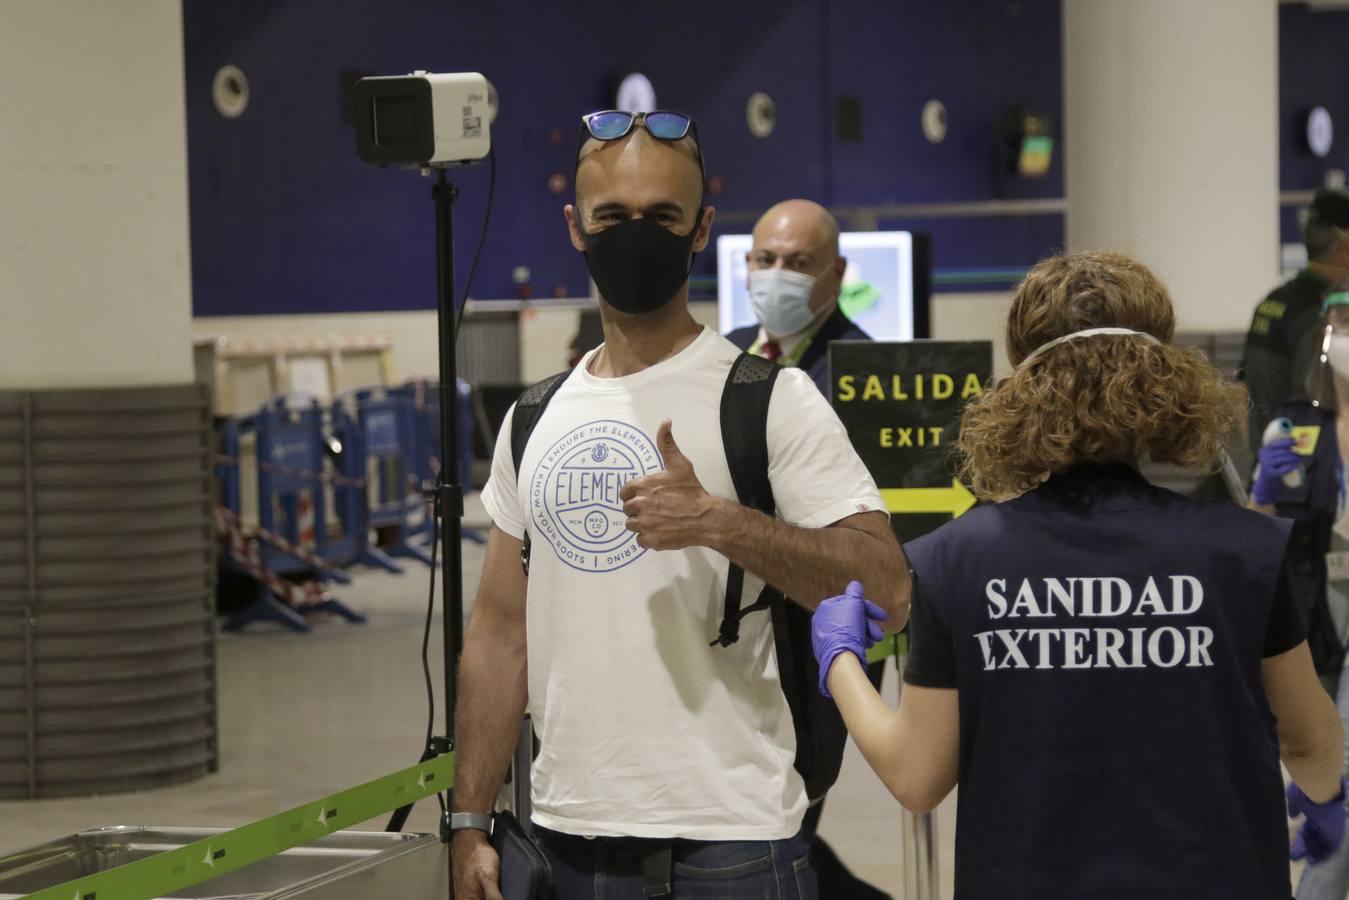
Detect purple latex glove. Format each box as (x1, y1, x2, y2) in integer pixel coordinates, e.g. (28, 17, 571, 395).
(812, 581, 887, 699)
(1252, 438, 1299, 505)
(1288, 778, 1348, 864)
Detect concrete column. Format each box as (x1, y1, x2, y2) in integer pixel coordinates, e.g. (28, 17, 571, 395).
(1064, 0, 1279, 331)
(0, 0, 193, 387)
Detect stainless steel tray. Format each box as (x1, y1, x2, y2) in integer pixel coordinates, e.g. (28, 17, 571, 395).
(0, 826, 447, 898)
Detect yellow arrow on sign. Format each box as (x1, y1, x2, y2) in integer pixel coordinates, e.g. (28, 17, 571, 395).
(880, 479, 977, 518)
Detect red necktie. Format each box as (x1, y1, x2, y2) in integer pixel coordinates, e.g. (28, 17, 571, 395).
(760, 340, 781, 362)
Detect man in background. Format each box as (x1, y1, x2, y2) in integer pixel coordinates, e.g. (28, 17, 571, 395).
(726, 200, 869, 393)
(1242, 188, 1349, 455)
(727, 199, 890, 900)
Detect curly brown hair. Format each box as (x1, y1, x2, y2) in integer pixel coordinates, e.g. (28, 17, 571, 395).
(957, 251, 1243, 501)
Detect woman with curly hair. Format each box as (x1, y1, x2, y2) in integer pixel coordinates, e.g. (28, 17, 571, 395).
(810, 251, 1345, 898)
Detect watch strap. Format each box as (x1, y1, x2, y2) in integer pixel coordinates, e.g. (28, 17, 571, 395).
(450, 811, 494, 834)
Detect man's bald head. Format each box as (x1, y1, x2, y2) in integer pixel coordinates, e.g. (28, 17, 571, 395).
(752, 200, 840, 260)
(577, 129, 702, 181)
(747, 199, 847, 337)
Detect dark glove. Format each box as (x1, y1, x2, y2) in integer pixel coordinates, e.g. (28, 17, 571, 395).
(1288, 777, 1348, 864)
(1252, 438, 1299, 506)
(812, 580, 887, 699)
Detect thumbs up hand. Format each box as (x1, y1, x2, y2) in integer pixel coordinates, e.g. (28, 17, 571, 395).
(654, 419, 696, 479)
(620, 420, 720, 551)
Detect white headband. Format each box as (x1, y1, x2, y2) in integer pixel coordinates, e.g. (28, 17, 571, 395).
(1018, 327, 1161, 369)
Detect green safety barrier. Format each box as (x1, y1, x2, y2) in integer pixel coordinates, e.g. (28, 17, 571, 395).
(22, 753, 455, 900)
(865, 631, 908, 664)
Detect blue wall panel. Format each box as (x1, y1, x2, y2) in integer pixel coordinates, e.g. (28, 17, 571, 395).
(1278, 5, 1349, 195)
(826, 0, 1063, 206)
(185, 2, 1343, 316)
(185, 0, 835, 315)
(185, 0, 1066, 315)
(877, 214, 1064, 286)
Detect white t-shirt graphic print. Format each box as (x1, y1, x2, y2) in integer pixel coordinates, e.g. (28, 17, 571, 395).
(530, 418, 660, 573)
(481, 327, 885, 840)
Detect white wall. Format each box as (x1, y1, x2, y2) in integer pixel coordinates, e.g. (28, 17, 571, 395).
(1064, 0, 1279, 331)
(0, 0, 193, 388)
(930, 291, 1014, 378)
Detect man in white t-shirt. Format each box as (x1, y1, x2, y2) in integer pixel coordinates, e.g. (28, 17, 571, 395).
(450, 110, 910, 900)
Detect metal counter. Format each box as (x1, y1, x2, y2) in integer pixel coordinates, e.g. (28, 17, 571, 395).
(0, 826, 447, 899)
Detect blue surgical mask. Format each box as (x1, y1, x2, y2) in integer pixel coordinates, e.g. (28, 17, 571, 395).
(749, 268, 817, 337)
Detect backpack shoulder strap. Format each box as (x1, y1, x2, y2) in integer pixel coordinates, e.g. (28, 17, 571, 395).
(510, 370, 570, 575)
(511, 370, 570, 480)
(712, 353, 782, 647)
(721, 353, 779, 512)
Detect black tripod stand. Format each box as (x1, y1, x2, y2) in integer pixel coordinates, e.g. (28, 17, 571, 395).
(384, 168, 467, 898)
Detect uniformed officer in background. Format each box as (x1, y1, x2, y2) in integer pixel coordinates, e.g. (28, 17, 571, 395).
(1243, 188, 1349, 457)
(726, 198, 889, 900)
(814, 251, 1347, 898)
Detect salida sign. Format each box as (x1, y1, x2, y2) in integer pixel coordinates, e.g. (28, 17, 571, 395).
(830, 340, 993, 542)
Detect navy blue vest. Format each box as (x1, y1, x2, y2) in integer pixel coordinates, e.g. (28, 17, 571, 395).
(904, 465, 1293, 899)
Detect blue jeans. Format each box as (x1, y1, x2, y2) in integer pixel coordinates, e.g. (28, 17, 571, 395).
(535, 826, 817, 900)
(1296, 667, 1349, 900)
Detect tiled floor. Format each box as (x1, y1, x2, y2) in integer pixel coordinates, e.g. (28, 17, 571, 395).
(0, 516, 959, 898)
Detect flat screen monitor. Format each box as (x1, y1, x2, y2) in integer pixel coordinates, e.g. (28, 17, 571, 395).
(716, 231, 930, 340)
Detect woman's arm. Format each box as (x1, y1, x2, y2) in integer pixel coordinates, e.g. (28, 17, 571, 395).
(813, 575, 960, 813)
(1262, 641, 1344, 802)
(826, 654, 959, 814)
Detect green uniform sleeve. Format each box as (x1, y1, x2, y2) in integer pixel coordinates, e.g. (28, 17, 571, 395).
(1285, 303, 1324, 393)
(1244, 293, 1322, 456)
(1243, 346, 1290, 456)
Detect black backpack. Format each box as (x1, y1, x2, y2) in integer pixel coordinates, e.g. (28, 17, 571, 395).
(509, 352, 846, 802)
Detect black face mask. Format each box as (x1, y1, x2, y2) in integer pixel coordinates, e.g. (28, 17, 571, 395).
(581, 211, 703, 314)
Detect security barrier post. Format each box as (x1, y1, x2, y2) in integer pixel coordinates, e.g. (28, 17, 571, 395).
(896, 650, 939, 900)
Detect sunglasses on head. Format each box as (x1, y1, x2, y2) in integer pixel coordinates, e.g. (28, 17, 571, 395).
(583, 110, 695, 142)
(576, 110, 704, 179)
